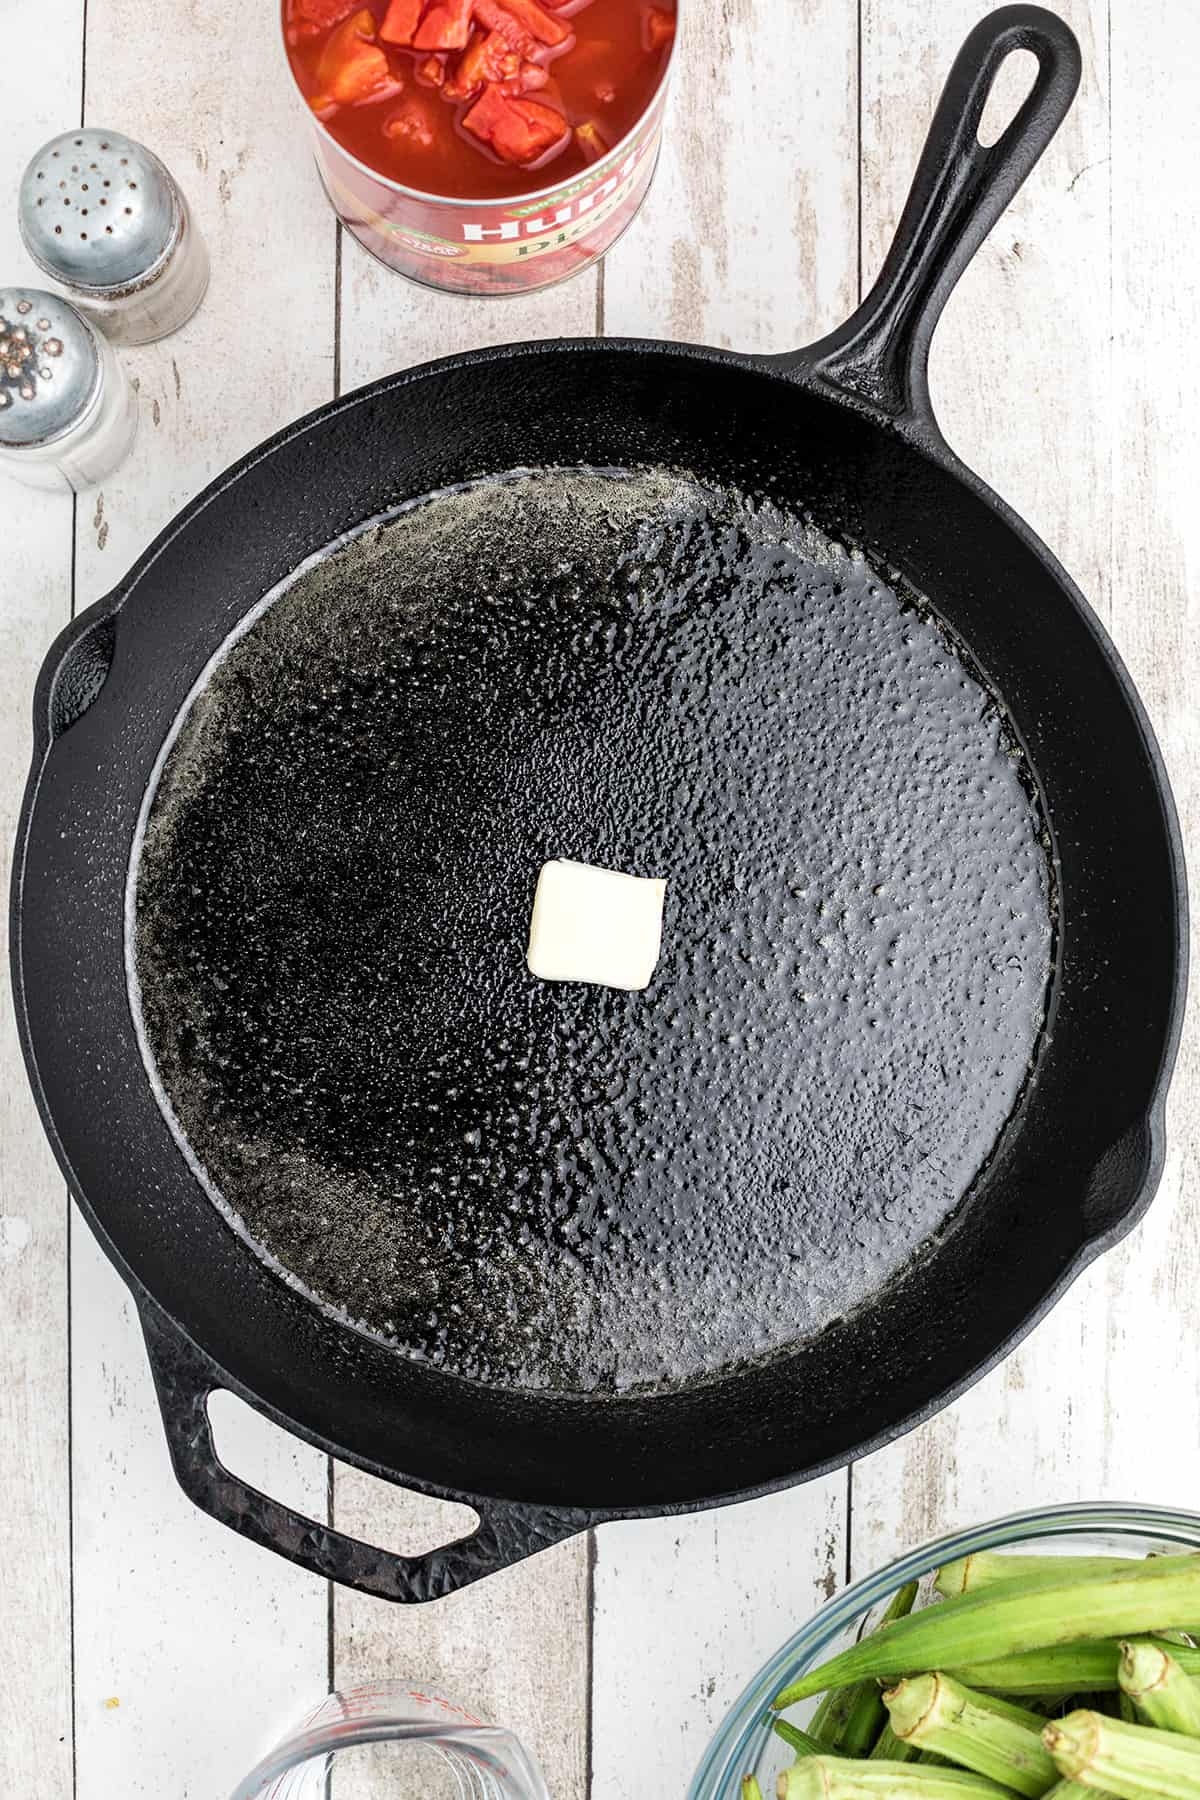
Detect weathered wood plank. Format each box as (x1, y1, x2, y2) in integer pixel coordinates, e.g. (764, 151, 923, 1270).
(338, 227, 599, 388)
(1, 12, 85, 1798)
(860, 0, 1114, 620)
(591, 2, 858, 1793)
(594, 1486, 849, 1797)
(66, 5, 338, 1793)
(1100, 0, 1200, 1494)
(331, 226, 599, 1800)
(601, 0, 859, 348)
(849, 0, 1198, 1585)
(331, 1477, 590, 1799)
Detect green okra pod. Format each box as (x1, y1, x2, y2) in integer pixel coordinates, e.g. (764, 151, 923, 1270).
(949, 1638, 1200, 1697)
(776, 1759, 1017, 1799)
(774, 1560, 1200, 1708)
(935, 1556, 1165, 1601)
(774, 1718, 826, 1759)
(884, 1672, 1058, 1796)
(1043, 1785, 1119, 1800)
(871, 1722, 921, 1763)
(1118, 1639, 1200, 1738)
(807, 1686, 858, 1749)
(805, 1580, 921, 1753)
(835, 1681, 889, 1759)
(1043, 1709, 1200, 1798)
(742, 1777, 765, 1800)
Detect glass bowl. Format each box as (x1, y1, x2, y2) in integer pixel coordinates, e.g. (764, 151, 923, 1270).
(688, 1501, 1200, 1800)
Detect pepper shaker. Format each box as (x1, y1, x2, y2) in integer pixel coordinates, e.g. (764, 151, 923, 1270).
(19, 129, 209, 346)
(0, 287, 138, 491)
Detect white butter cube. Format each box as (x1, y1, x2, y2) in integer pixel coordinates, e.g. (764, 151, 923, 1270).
(526, 859, 667, 992)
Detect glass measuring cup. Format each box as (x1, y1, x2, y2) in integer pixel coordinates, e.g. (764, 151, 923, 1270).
(231, 1681, 551, 1799)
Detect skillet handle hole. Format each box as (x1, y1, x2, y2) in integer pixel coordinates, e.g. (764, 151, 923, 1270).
(977, 48, 1041, 147)
(207, 1390, 481, 1560)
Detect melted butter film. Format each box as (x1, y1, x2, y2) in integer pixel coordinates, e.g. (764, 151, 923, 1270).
(134, 468, 1054, 1394)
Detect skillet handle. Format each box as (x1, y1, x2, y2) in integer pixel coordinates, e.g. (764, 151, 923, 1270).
(33, 595, 121, 755)
(138, 1297, 591, 1604)
(785, 5, 1081, 426)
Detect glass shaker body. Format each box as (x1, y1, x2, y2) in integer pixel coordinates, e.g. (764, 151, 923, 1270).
(19, 128, 209, 345)
(0, 287, 138, 492)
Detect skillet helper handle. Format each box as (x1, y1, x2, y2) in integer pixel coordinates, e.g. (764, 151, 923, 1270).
(791, 5, 1081, 425)
(138, 1298, 589, 1603)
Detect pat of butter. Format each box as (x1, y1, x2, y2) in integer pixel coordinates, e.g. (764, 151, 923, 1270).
(526, 859, 667, 992)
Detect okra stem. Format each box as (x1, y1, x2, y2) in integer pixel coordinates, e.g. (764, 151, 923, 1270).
(885, 1672, 1058, 1797)
(1118, 1639, 1200, 1738)
(774, 1561, 1200, 1707)
(774, 1718, 826, 1759)
(776, 1760, 1019, 1798)
(1044, 1710, 1200, 1798)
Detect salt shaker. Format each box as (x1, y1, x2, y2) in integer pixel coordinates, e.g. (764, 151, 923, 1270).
(0, 287, 138, 491)
(19, 128, 209, 346)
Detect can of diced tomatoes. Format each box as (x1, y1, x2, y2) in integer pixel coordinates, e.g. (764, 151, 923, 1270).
(281, 0, 679, 297)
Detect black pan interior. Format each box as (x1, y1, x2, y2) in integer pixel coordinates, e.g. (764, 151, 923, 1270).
(20, 344, 1180, 1507)
(131, 465, 1052, 1397)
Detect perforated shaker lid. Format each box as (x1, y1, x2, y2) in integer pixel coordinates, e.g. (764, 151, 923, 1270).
(0, 288, 100, 447)
(19, 128, 180, 292)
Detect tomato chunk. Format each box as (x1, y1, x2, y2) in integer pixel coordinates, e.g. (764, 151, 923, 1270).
(471, 0, 536, 58)
(574, 119, 608, 162)
(384, 98, 437, 145)
(496, 0, 570, 45)
(413, 0, 475, 50)
(418, 51, 447, 83)
(644, 6, 674, 50)
(443, 27, 519, 98)
(314, 9, 403, 105)
(379, 0, 423, 44)
(474, 0, 568, 48)
(463, 82, 567, 163)
(285, 0, 360, 43)
(508, 59, 549, 90)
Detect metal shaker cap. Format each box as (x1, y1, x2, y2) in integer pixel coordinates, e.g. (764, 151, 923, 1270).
(0, 288, 100, 447)
(19, 128, 179, 292)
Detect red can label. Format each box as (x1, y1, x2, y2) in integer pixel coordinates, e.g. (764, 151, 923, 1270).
(313, 85, 668, 295)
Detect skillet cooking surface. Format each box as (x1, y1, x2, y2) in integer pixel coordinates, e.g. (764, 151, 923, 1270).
(133, 467, 1053, 1394)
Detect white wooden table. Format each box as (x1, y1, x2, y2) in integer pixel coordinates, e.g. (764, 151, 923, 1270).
(2, 2, 1197, 1794)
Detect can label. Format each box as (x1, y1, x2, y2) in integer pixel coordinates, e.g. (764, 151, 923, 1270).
(313, 85, 668, 295)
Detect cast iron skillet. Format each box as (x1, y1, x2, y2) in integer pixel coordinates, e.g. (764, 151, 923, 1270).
(12, 6, 1187, 1602)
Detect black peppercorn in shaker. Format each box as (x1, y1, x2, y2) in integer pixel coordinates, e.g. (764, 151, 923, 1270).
(0, 286, 137, 490)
